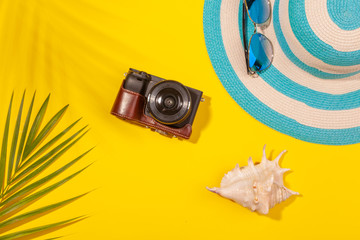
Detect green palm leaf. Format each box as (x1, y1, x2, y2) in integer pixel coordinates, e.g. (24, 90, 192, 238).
(21, 94, 50, 161)
(0, 217, 84, 240)
(18, 118, 82, 173)
(0, 92, 92, 239)
(0, 193, 87, 229)
(0, 150, 93, 208)
(14, 92, 35, 172)
(0, 93, 13, 192)
(7, 91, 25, 183)
(7, 128, 88, 195)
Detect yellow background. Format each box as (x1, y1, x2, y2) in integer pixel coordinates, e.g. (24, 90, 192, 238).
(0, 0, 359, 239)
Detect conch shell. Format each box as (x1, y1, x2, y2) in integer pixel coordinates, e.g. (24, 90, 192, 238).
(207, 146, 299, 214)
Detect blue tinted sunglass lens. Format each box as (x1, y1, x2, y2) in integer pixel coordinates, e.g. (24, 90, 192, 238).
(245, 0, 271, 24)
(248, 33, 273, 72)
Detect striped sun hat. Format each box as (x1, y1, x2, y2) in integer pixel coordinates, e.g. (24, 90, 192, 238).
(203, 0, 360, 145)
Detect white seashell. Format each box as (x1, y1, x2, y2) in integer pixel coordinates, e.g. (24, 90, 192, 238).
(207, 145, 299, 214)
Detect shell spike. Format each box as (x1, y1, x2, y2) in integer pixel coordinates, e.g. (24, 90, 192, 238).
(262, 145, 267, 158)
(279, 168, 291, 174)
(248, 157, 254, 167)
(285, 187, 299, 196)
(261, 145, 268, 163)
(274, 150, 287, 165)
(206, 187, 218, 193)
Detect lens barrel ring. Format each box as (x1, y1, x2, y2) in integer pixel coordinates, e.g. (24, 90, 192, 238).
(147, 80, 192, 125)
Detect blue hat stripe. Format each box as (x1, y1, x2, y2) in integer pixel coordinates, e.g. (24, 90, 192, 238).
(327, 0, 360, 31)
(289, 0, 360, 66)
(241, 1, 360, 111)
(204, 0, 360, 145)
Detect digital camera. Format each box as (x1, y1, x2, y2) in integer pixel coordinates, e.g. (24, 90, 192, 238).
(111, 69, 203, 139)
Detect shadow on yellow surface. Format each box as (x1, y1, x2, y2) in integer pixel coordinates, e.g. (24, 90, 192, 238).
(190, 95, 211, 144)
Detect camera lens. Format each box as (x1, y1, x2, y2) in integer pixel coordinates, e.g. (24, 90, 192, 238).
(154, 89, 181, 115)
(147, 80, 191, 125)
(163, 96, 176, 109)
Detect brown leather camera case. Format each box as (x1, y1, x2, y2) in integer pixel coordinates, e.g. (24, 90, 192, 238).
(111, 84, 192, 139)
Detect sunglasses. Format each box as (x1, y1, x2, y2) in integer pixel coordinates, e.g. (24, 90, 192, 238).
(242, 0, 273, 76)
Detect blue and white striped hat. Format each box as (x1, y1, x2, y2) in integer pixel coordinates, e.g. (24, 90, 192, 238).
(204, 0, 360, 145)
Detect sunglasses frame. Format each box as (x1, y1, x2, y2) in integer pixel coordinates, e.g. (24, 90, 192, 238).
(242, 0, 274, 76)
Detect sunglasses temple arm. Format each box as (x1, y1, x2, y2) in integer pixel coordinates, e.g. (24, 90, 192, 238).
(242, 2, 250, 75)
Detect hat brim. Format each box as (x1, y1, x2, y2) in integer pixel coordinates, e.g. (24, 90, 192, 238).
(203, 0, 360, 145)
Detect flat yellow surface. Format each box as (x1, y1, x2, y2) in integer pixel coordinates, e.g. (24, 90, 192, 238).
(0, 0, 359, 239)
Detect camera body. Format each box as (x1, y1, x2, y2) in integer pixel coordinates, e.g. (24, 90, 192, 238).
(111, 69, 203, 139)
